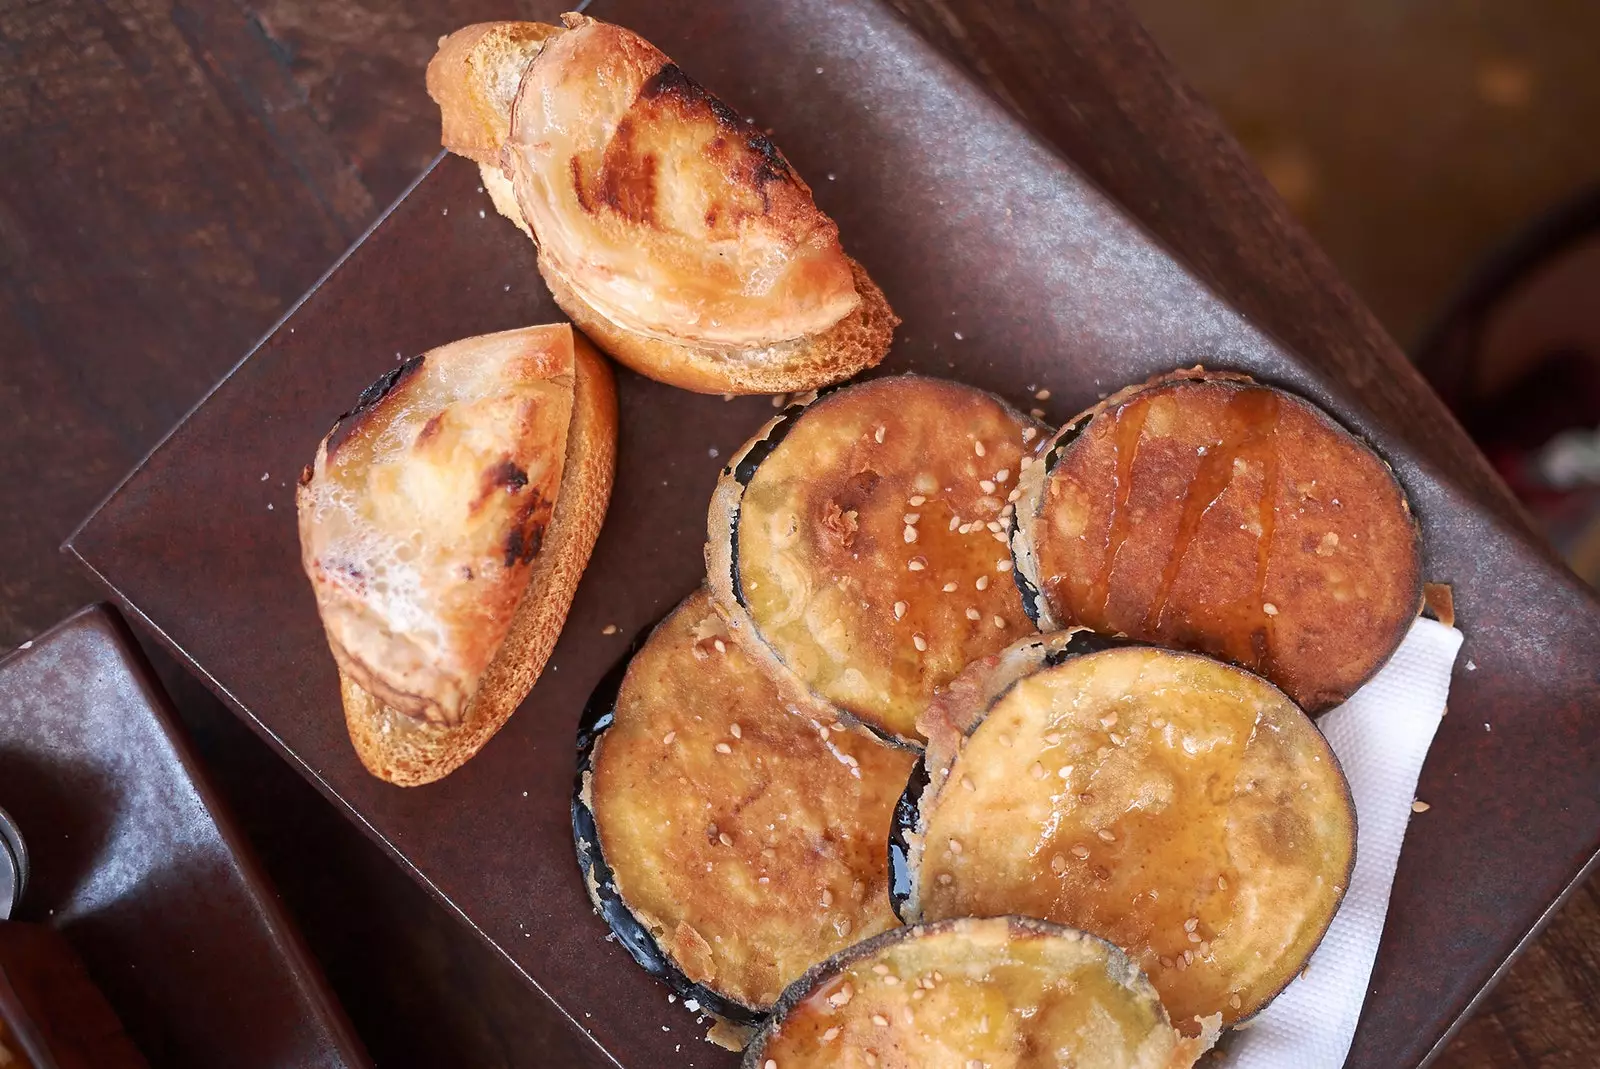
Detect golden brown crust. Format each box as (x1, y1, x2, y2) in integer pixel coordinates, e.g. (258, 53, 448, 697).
(745, 917, 1210, 1069)
(541, 252, 897, 395)
(507, 15, 858, 348)
(912, 645, 1356, 1033)
(590, 591, 915, 1009)
(332, 334, 618, 785)
(426, 21, 562, 165)
(707, 377, 1048, 745)
(1013, 370, 1422, 712)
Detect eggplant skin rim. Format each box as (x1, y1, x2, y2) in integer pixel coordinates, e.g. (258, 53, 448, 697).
(1008, 366, 1425, 713)
(706, 373, 1048, 751)
(740, 915, 1173, 1068)
(889, 639, 1359, 1031)
(570, 600, 770, 1026)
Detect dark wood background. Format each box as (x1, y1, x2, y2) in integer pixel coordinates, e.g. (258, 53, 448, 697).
(1, 0, 1593, 1065)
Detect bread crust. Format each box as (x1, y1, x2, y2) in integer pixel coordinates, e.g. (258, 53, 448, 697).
(426, 21, 562, 165)
(338, 335, 617, 785)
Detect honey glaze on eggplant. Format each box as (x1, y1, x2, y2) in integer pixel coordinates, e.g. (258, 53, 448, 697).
(576, 590, 915, 1015)
(907, 645, 1355, 1033)
(743, 916, 1211, 1069)
(1012, 370, 1422, 712)
(713, 376, 1049, 746)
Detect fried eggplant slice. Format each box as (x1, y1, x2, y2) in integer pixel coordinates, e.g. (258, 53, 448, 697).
(1011, 368, 1422, 712)
(903, 643, 1355, 1033)
(744, 916, 1212, 1069)
(575, 591, 916, 1018)
(708, 376, 1049, 746)
(507, 15, 859, 348)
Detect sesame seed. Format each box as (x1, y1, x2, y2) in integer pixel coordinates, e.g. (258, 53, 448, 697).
(979, 479, 996, 494)
(822, 1027, 840, 1042)
(1030, 407, 1046, 418)
(1051, 853, 1067, 873)
(1230, 994, 1242, 1010)
(1031, 762, 1046, 779)
(894, 601, 908, 620)
(909, 494, 926, 506)
(766, 1061, 777, 1069)
(1045, 732, 1061, 744)
(873, 964, 890, 975)
(904, 526, 919, 543)
(968, 1060, 983, 1069)
(1412, 800, 1431, 813)
(902, 1007, 914, 1024)
(1071, 845, 1091, 859)
(1035, 388, 1051, 400)
(938, 872, 953, 885)
(883, 975, 900, 985)
(821, 889, 834, 906)
(1184, 949, 1195, 964)
(942, 581, 958, 592)
(913, 634, 928, 651)
(948, 516, 960, 531)
(1021, 427, 1038, 442)
(908, 557, 927, 571)
(1109, 732, 1125, 746)
(1176, 955, 1188, 971)
(1218, 875, 1228, 889)
(874, 426, 886, 444)
(1263, 602, 1279, 615)
(715, 742, 733, 754)
(1101, 713, 1119, 728)
(1153, 717, 1167, 729)
(993, 615, 1006, 628)
(662, 731, 676, 745)
(904, 512, 921, 524)
(974, 441, 987, 457)
(998, 734, 1013, 747)
(986, 520, 1004, 533)
(864, 1054, 877, 1067)
(1007, 488, 1022, 502)
(948, 838, 963, 853)
(714, 638, 727, 653)
(961, 775, 976, 791)
(871, 1014, 889, 1027)
(996, 559, 1013, 572)
(730, 723, 742, 738)
(827, 983, 854, 1007)
(1184, 917, 1199, 932)
(992, 531, 1008, 544)
(1097, 829, 1116, 843)
(966, 607, 981, 621)
(1161, 957, 1176, 969)
(602, 624, 619, 635)
(719, 832, 733, 846)
(772, 394, 787, 407)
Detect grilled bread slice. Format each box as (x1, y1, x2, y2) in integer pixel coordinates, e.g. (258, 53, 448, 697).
(426, 15, 897, 395)
(298, 324, 617, 785)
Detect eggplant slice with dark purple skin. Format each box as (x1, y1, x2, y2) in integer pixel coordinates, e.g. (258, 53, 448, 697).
(707, 376, 1050, 747)
(896, 638, 1356, 1035)
(574, 590, 915, 1020)
(743, 916, 1214, 1069)
(1010, 368, 1422, 713)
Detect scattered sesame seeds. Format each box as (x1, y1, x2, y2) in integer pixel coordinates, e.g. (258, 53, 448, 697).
(1263, 602, 1279, 615)
(1007, 487, 1022, 502)
(1412, 800, 1431, 813)
(1184, 949, 1195, 965)
(1030, 407, 1046, 419)
(821, 888, 834, 906)
(961, 775, 975, 791)
(765, 1060, 777, 1069)
(715, 742, 733, 755)
(822, 1027, 840, 1042)
(1021, 426, 1038, 442)
(908, 557, 927, 571)
(874, 425, 886, 444)
(1101, 713, 1119, 729)
(871, 1014, 889, 1027)
(948, 515, 961, 531)
(938, 872, 953, 885)
(942, 581, 958, 592)
(1050, 853, 1067, 874)
(995, 468, 1010, 482)
(965, 607, 981, 621)
(1176, 955, 1188, 971)
(979, 479, 996, 494)
(714, 638, 727, 653)
(1230, 994, 1243, 1010)
(1030, 762, 1046, 779)
(1035, 388, 1051, 400)
(1184, 917, 1199, 932)
(730, 723, 742, 738)
(1097, 829, 1116, 843)
(662, 731, 677, 745)
(1218, 875, 1228, 890)
(948, 838, 964, 854)
(719, 832, 734, 846)
(827, 983, 854, 1007)
(992, 615, 1006, 628)
(996, 559, 1013, 572)
(974, 440, 987, 457)
(602, 624, 619, 635)
(904, 525, 919, 543)
(992, 531, 1008, 544)
(1071, 844, 1091, 859)
(772, 394, 787, 407)
(986, 520, 1004, 533)
(913, 633, 928, 651)
(894, 601, 908, 620)
(1109, 732, 1126, 746)
(1187, 931, 1202, 944)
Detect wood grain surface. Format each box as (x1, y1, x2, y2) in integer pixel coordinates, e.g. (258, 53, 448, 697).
(0, 0, 1592, 1065)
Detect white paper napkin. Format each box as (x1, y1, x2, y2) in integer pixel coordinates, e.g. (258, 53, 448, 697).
(1222, 617, 1464, 1068)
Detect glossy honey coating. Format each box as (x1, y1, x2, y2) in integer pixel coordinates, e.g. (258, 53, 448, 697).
(914, 646, 1354, 1032)
(1015, 372, 1421, 712)
(729, 377, 1045, 743)
(746, 917, 1209, 1069)
(589, 591, 915, 1010)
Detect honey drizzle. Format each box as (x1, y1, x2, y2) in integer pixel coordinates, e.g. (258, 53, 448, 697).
(1089, 403, 1150, 627)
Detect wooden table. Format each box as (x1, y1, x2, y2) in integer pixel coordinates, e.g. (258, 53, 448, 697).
(0, 0, 1592, 1064)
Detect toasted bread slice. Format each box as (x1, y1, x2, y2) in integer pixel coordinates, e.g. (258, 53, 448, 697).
(298, 326, 617, 786)
(427, 16, 897, 395)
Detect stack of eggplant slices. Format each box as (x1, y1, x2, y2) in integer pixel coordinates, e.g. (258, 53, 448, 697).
(574, 367, 1423, 1068)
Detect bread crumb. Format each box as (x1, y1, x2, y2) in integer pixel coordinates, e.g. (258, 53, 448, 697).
(602, 624, 618, 635)
(1412, 800, 1430, 813)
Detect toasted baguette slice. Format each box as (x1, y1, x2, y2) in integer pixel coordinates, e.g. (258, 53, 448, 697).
(299, 326, 617, 786)
(427, 16, 897, 395)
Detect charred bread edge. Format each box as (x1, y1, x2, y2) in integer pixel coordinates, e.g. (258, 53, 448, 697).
(571, 597, 768, 1026)
(740, 915, 1179, 1068)
(888, 638, 1358, 1030)
(1007, 367, 1425, 710)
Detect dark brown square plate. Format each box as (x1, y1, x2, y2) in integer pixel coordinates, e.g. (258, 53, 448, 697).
(0, 605, 370, 1068)
(63, 1, 1600, 1066)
